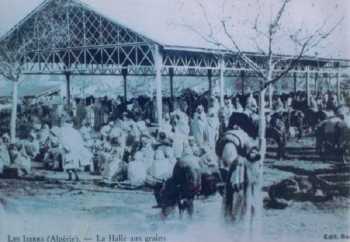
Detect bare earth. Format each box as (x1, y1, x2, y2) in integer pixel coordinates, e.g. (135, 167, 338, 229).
(1, 137, 349, 242)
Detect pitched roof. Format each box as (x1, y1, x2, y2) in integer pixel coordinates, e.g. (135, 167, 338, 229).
(1, 0, 349, 60)
(78, 0, 350, 59)
(79, 0, 230, 51)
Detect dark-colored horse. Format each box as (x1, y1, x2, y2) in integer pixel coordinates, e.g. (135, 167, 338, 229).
(157, 157, 202, 218)
(156, 155, 221, 218)
(303, 109, 328, 132)
(292, 97, 328, 133)
(315, 117, 349, 162)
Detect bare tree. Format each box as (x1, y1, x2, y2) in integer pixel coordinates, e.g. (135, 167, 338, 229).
(178, 0, 343, 235)
(0, 2, 68, 143)
(0, 40, 25, 144)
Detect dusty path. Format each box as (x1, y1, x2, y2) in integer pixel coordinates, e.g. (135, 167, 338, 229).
(0, 137, 349, 242)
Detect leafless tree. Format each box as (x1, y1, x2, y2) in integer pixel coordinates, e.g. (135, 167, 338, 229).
(178, 0, 343, 235)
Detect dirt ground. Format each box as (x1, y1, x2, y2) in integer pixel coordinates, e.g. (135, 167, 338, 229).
(1, 137, 349, 242)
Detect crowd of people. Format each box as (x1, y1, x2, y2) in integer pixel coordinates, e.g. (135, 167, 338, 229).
(0, 88, 346, 188)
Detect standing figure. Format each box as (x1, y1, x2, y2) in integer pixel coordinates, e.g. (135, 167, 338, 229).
(207, 108, 220, 150)
(233, 97, 244, 113)
(63, 146, 80, 181)
(94, 100, 105, 131)
(190, 105, 209, 147)
(215, 129, 260, 230)
(86, 103, 95, 128)
(75, 99, 87, 129)
(223, 97, 234, 125)
(273, 97, 285, 113)
(23, 132, 40, 160)
(245, 92, 258, 114)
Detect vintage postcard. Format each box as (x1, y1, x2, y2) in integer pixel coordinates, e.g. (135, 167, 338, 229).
(0, 0, 349, 242)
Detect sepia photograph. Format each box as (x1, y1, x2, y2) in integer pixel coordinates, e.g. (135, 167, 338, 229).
(0, 0, 349, 241)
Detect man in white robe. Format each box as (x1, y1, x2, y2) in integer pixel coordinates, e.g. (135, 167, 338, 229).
(207, 108, 220, 151)
(273, 97, 285, 113)
(167, 112, 189, 159)
(172, 110, 190, 137)
(38, 124, 50, 147)
(191, 105, 209, 147)
(23, 132, 40, 160)
(208, 96, 220, 116)
(102, 128, 126, 182)
(285, 96, 293, 110)
(161, 113, 173, 135)
(309, 95, 318, 112)
(234, 97, 244, 113)
(127, 134, 155, 187)
(223, 97, 234, 124)
(86, 103, 95, 128)
(246, 93, 258, 114)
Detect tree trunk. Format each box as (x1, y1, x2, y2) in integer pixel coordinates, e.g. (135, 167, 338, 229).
(10, 80, 19, 144)
(268, 84, 273, 109)
(254, 86, 267, 239)
(259, 88, 267, 159)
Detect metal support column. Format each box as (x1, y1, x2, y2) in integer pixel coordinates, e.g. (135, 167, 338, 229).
(65, 72, 71, 108)
(314, 72, 318, 97)
(208, 69, 213, 96)
(122, 67, 128, 104)
(240, 70, 245, 95)
(336, 71, 340, 104)
(169, 67, 174, 112)
(293, 72, 297, 94)
(154, 45, 163, 126)
(219, 58, 225, 106)
(306, 68, 310, 106)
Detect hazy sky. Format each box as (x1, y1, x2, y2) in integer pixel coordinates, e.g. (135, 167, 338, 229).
(0, 0, 349, 59)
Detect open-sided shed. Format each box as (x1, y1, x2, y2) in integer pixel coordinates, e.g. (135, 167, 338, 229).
(1, 0, 349, 124)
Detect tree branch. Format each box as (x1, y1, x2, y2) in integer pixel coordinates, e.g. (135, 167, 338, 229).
(221, 20, 267, 80)
(265, 15, 344, 88)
